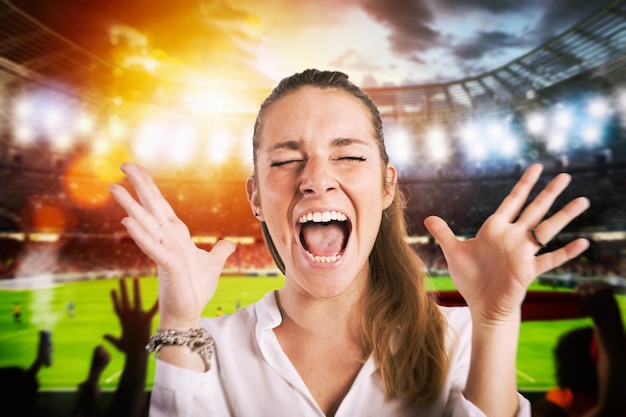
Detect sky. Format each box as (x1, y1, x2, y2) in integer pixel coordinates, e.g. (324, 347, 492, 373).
(11, 0, 616, 88)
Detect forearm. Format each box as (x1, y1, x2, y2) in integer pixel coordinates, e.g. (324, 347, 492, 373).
(104, 352, 151, 417)
(465, 311, 521, 417)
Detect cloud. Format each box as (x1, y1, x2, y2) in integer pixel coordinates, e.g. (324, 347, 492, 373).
(452, 30, 529, 61)
(435, 0, 528, 14)
(530, 0, 613, 40)
(359, 0, 441, 54)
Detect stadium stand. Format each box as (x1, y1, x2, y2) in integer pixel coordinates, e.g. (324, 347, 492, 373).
(0, 0, 624, 413)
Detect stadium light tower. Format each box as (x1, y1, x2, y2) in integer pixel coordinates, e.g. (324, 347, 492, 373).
(170, 123, 197, 164)
(208, 130, 233, 164)
(50, 131, 73, 151)
(386, 125, 414, 167)
(426, 127, 449, 163)
(75, 112, 94, 136)
(526, 113, 546, 136)
(587, 97, 611, 119)
(546, 131, 567, 153)
(581, 125, 602, 146)
(134, 120, 165, 162)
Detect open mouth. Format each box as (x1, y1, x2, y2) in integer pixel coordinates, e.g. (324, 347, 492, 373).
(298, 211, 351, 263)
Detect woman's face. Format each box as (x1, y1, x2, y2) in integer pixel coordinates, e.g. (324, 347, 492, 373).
(247, 86, 396, 299)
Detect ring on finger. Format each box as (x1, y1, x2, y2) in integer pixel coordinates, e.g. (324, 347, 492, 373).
(530, 228, 547, 249)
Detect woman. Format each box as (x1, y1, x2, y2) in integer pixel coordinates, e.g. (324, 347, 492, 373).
(110, 69, 591, 416)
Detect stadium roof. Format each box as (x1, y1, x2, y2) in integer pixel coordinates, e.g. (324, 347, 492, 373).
(0, 0, 624, 119)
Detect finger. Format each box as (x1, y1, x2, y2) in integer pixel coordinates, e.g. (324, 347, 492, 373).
(103, 334, 122, 351)
(494, 164, 543, 222)
(119, 277, 130, 311)
(535, 238, 589, 275)
(132, 277, 142, 311)
(121, 163, 177, 225)
(424, 216, 458, 254)
(516, 172, 572, 227)
(109, 184, 163, 243)
(110, 287, 122, 316)
(530, 197, 590, 245)
(119, 217, 176, 268)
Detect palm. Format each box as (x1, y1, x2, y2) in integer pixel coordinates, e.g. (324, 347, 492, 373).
(155, 220, 228, 326)
(444, 215, 540, 318)
(109, 163, 235, 329)
(425, 164, 590, 321)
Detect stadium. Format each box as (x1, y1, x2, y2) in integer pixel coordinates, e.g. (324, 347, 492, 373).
(0, 0, 625, 414)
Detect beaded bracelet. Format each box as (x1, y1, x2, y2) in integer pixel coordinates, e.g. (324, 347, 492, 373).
(145, 328, 214, 371)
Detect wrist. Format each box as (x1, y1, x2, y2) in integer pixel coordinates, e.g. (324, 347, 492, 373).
(146, 328, 214, 372)
(470, 308, 521, 329)
(158, 319, 201, 331)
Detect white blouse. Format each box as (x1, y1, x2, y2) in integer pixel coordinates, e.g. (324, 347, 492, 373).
(149, 291, 531, 417)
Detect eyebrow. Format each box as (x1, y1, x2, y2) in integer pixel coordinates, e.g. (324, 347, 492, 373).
(267, 137, 370, 153)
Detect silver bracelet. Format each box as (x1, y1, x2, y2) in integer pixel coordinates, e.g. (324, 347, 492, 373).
(145, 328, 214, 371)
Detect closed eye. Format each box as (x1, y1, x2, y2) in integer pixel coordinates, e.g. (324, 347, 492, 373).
(270, 159, 304, 167)
(335, 156, 366, 162)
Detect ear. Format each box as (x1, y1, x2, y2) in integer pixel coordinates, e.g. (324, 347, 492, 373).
(246, 175, 264, 221)
(383, 164, 397, 209)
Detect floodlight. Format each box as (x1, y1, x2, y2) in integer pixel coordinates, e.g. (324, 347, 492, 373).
(44, 106, 64, 130)
(209, 130, 232, 163)
(75, 112, 94, 135)
(587, 97, 610, 119)
(426, 127, 448, 163)
(14, 124, 35, 144)
(554, 107, 572, 130)
(92, 133, 111, 155)
(526, 113, 546, 135)
(50, 131, 73, 151)
(467, 140, 487, 161)
(108, 115, 126, 139)
(171, 124, 197, 164)
(387, 127, 413, 166)
(546, 132, 567, 153)
(14, 98, 32, 120)
(486, 122, 504, 139)
(500, 135, 519, 158)
(581, 125, 601, 146)
(459, 124, 479, 143)
(134, 121, 165, 161)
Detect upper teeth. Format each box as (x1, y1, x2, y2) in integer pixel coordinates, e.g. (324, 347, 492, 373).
(298, 211, 347, 223)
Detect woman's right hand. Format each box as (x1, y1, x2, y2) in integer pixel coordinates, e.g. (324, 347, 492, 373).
(109, 163, 236, 330)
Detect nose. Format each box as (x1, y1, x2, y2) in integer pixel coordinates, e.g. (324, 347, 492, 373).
(299, 157, 337, 196)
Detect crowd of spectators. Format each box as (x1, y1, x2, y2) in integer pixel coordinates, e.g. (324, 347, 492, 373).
(1, 234, 624, 283)
(0, 235, 277, 280)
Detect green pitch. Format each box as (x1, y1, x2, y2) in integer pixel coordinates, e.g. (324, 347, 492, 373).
(1, 275, 624, 392)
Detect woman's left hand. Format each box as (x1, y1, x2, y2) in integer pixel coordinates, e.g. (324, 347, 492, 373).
(424, 163, 590, 323)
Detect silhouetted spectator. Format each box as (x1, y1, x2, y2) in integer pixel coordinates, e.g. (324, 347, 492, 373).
(73, 277, 158, 417)
(0, 328, 53, 416)
(533, 280, 626, 417)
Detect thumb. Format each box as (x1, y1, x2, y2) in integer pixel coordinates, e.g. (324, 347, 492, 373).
(210, 239, 237, 266)
(424, 215, 458, 253)
(103, 334, 122, 351)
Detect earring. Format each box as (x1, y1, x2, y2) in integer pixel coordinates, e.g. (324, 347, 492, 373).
(255, 212, 259, 217)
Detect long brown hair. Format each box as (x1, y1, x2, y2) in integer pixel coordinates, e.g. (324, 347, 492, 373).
(252, 69, 449, 405)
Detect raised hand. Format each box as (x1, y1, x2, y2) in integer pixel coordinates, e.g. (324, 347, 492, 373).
(109, 163, 236, 330)
(424, 164, 590, 322)
(104, 277, 158, 358)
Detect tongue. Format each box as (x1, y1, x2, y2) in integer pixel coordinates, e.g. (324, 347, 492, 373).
(301, 223, 345, 256)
